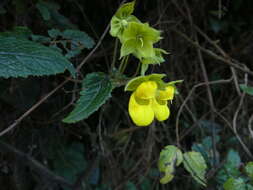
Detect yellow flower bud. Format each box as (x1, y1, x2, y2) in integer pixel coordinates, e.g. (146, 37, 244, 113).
(135, 81, 157, 99)
(128, 92, 154, 126)
(152, 99, 170, 121)
(157, 86, 175, 101)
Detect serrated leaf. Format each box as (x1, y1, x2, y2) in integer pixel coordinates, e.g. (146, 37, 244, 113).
(62, 29, 95, 49)
(0, 36, 75, 78)
(63, 72, 113, 123)
(245, 162, 253, 180)
(223, 177, 246, 190)
(183, 151, 207, 186)
(0, 26, 32, 39)
(240, 84, 253, 96)
(158, 145, 183, 184)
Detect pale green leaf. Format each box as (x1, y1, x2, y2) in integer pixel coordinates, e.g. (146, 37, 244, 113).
(245, 162, 253, 180)
(183, 151, 207, 186)
(63, 72, 113, 123)
(223, 178, 246, 190)
(158, 145, 183, 184)
(240, 84, 253, 96)
(0, 36, 75, 78)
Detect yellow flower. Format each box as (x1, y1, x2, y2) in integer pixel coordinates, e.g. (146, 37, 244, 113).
(128, 81, 175, 126)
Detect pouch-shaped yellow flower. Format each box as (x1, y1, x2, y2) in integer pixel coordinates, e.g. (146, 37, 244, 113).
(128, 92, 154, 126)
(152, 98, 170, 121)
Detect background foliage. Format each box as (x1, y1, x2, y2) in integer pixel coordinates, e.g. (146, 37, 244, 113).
(0, 0, 253, 189)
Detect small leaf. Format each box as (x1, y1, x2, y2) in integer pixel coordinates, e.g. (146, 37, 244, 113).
(0, 36, 75, 78)
(226, 149, 241, 168)
(223, 177, 246, 190)
(62, 29, 95, 49)
(36, 2, 51, 20)
(183, 151, 207, 186)
(240, 84, 253, 96)
(48, 28, 61, 38)
(31, 34, 51, 43)
(158, 145, 183, 184)
(63, 72, 113, 123)
(245, 162, 253, 180)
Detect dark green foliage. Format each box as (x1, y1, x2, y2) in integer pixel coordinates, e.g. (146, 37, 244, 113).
(0, 36, 76, 78)
(63, 72, 113, 123)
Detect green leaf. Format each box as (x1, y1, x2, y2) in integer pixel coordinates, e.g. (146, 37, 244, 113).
(0, 36, 75, 78)
(62, 29, 95, 49)
(53, 143, 86, 190)
(36, 1, 76, 29)
(158, 145, 183, 184)
(245, 162, 253, 180)
(223, 177, 246, 190)
(63, 72, 113, 123)
(183, 151, 207, 186)
(31, 34, 51, 43)
(240, 84, 253, 96)
(115, 1, 135, 18)
(48, 28, 61, 38)
(36, 2, 51, 20)
(124, 73, 166, 91)
(0, 26, 32, 39)
(226, 149, 241, 168)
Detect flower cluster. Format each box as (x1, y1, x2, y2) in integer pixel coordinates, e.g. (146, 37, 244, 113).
(129, 81, 175, 126)
(110, 1, 168, 65)
(110, 2, 182, 126)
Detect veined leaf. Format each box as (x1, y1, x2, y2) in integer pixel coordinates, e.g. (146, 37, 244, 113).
(158, 145, 183, 184)
(0, 36, 75, 78)
(63, 72, 113, 123)
(183, 151, 207, 186)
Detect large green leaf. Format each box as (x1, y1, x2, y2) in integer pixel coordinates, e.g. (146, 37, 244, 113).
(63, 72, 113, 123)
(183, 151, 207, 186)
(0, 36, 75, 78)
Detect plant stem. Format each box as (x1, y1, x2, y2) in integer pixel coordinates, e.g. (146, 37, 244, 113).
(111, 38, 119, 72)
